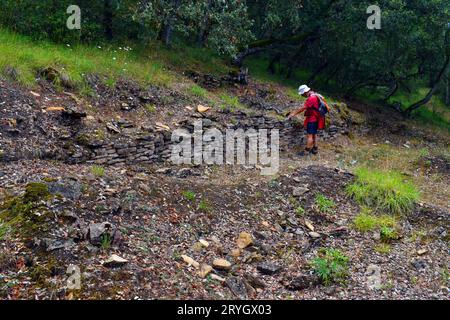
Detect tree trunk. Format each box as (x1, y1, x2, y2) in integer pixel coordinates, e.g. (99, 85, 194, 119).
(446, 76, 450, 106)
(383, 76, 399, 101)
(197, 0, 212, 47)
(268, 53, 281, 74)
(161, 0, 182, 46)
(404, 54, 450, 115)
(103, 0, 113, 40)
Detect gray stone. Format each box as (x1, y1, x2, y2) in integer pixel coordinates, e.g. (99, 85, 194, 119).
(257, 262, 282, 275)
(226, 277, 248, 300)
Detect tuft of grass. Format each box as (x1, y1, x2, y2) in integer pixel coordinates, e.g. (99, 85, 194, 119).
(182, 190, 196, 202)
(198, 200, 211, 212)
(219, 93, 243, 111)
(91, 165, 105, 177)
(380, 226, 399, 242)
(374, 243, 391, 254)
(311, 248, 349, 286)
(100, 233, 112, 250)
(145, 104, 157, 113)
(315, 194, 336, 214)
(353, 208, 397, 232)
(189, 84, 208, 98)
(295, 206, 306, 217)
(347, 167, 419, 215)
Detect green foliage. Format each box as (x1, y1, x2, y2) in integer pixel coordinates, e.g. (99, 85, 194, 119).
(295, 206, 305, 217)
(347, 167, 420, 215)
(23, 183, 51, 203)
(145, 104, 157, 113)
(0, 29, 172, 88)
(91, 165, 105, 177)
(220, 93, 242, 111)
(353, 208, 397, 232)
(312, 248, 349, 286)
(380, 226, 399, 242)
(182, 190, 196, 202)
(374, 243, 391, 254)
(189, 84, 208, 98)
(100, 233, 112, 250)
(198, 199, 211, 212)
(315, 194, 335, 214)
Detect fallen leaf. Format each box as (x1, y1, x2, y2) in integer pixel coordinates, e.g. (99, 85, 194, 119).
(197, 105, 210, 113)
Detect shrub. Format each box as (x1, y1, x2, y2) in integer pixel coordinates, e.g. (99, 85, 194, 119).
(347, 167, 419, 215)
(312, 248, 349, 285)
(315, 194, 335, 214)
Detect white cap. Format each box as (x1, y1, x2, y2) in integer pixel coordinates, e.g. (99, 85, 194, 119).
(298, 85, 311, 95)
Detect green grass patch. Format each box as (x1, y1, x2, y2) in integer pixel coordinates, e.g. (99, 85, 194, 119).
(347, 167, 419, 215)
(311, 248, 349, 286)
(295, 206, 306, 217)
(219, 93, 243, 111)
(91, 165, 105, 177)
(0, 28, 181, 89)
(188, 84, 208, 98)
(182, 190, 196, 202)
(145, 104, 157, 113)
(315, 194, 336, 214)
(374, 243, 391, 254)
(353, 208, 397, 232)
(198, 199, 211, 212)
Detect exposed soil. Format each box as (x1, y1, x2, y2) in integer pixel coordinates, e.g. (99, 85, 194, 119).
(0, 75, 448, 300)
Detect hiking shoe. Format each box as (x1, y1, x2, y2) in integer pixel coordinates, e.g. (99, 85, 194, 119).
(311, 146, 319, 155)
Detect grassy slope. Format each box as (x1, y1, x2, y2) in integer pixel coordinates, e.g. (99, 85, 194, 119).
(0, 28, 230, 90)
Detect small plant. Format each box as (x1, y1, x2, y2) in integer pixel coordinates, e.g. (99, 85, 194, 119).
(182, 190, 196, 202)
(315, 194, 335, 214)
(374, 243, 391, 254)
(353, 208, 396, 232)
(380, 226, 399, 242)
(145, 104, 156, 113)
(91, 165, 105, 177)
(198, 200, 211, 212)
(100, 233, 112, 250)
(346, 167, 419, 215)
(189, 84, 208, 98)
(220, 93, 242, 111)
(295, 206, 306, 217)
(312, 248, 349, 285)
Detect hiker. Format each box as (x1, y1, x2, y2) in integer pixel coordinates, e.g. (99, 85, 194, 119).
(287, 85, 328, 156)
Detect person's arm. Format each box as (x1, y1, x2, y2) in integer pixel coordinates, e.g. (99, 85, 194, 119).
(288, 106, 306, 119)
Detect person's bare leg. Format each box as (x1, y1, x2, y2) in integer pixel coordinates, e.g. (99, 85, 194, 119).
(306, 134, 314, 150)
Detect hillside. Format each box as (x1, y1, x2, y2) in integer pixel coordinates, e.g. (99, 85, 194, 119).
(0, 31, 449, 300)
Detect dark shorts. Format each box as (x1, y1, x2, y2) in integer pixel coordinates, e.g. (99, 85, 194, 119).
(306, 122, 318, 134)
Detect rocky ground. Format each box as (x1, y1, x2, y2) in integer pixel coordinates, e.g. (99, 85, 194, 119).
(0, 73, 448, 300)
